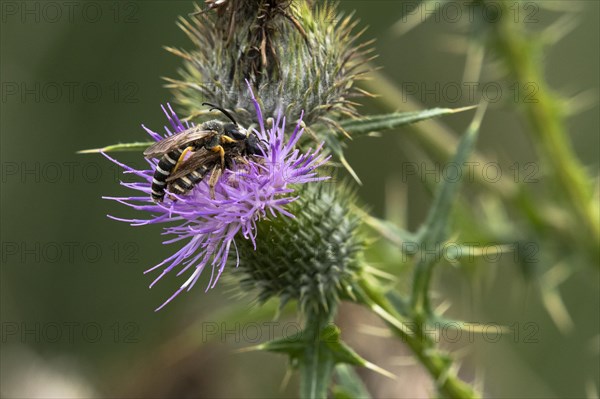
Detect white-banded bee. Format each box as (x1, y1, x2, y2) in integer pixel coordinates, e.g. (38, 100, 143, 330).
(143, 104, 263, 202)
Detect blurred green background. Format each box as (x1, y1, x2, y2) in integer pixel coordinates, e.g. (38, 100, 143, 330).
(1, 1, 598, 398)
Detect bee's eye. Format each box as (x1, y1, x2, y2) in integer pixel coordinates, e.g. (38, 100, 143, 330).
(224, 123, 247, 140)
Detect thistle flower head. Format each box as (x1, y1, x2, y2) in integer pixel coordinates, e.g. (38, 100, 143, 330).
(165, 1, 373, 136)
(104, 87, 329, 310)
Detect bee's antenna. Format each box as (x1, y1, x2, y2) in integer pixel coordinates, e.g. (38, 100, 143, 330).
(202, 102, 238, 125)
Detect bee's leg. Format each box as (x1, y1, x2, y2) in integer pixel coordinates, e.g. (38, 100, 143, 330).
(219, 135, 236, 144)
(207, 165, 222, 200)
(173, 146, 194, 174)
(210, 145, 226, 169)
(165, 182, 178, 202)
(235, 156, 249, 165)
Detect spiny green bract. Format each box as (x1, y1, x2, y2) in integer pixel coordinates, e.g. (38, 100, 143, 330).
(233, 182, 366, 314)
(165, 1, 372, 137)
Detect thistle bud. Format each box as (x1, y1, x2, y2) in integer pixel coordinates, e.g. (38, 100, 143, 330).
(233, 182, 366, 314)
(165, 1, 373, 135)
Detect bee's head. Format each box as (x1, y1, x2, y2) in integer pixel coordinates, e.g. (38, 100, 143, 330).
(202, 102, 246, 139)
(245, 132, 266, 156)
(223, 123, 247, 140)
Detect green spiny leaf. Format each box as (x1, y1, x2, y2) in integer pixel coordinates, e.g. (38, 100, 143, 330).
(354, 206, 418, 248)
(322, 107, 475, 184)
(77, 142, 153, 154)
(257, 322, 391, 398)
(335, 106, 476, 138)
(411, 103, 487, 314)
(332, 365, 372, 399)
(419, 104, 487, 245)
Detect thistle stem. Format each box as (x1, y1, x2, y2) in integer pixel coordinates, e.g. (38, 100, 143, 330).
(411, 258, 433, 316)
(357, 278, 481, 399)
(488, 0, 599, 253)
(299, 307, 337, 399)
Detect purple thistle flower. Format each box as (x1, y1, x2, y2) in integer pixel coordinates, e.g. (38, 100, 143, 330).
(104, 87, 329, 311)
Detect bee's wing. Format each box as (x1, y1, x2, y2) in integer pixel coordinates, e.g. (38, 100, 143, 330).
(143, 127, 216, 158)
(166, 148, 220, 182)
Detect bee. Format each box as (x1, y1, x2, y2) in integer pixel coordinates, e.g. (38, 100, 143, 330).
(143, 104, 263, 202)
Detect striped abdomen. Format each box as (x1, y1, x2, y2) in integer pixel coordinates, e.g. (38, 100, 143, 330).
(169, 165, 212, 195)
(151, 148, 182, 201)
